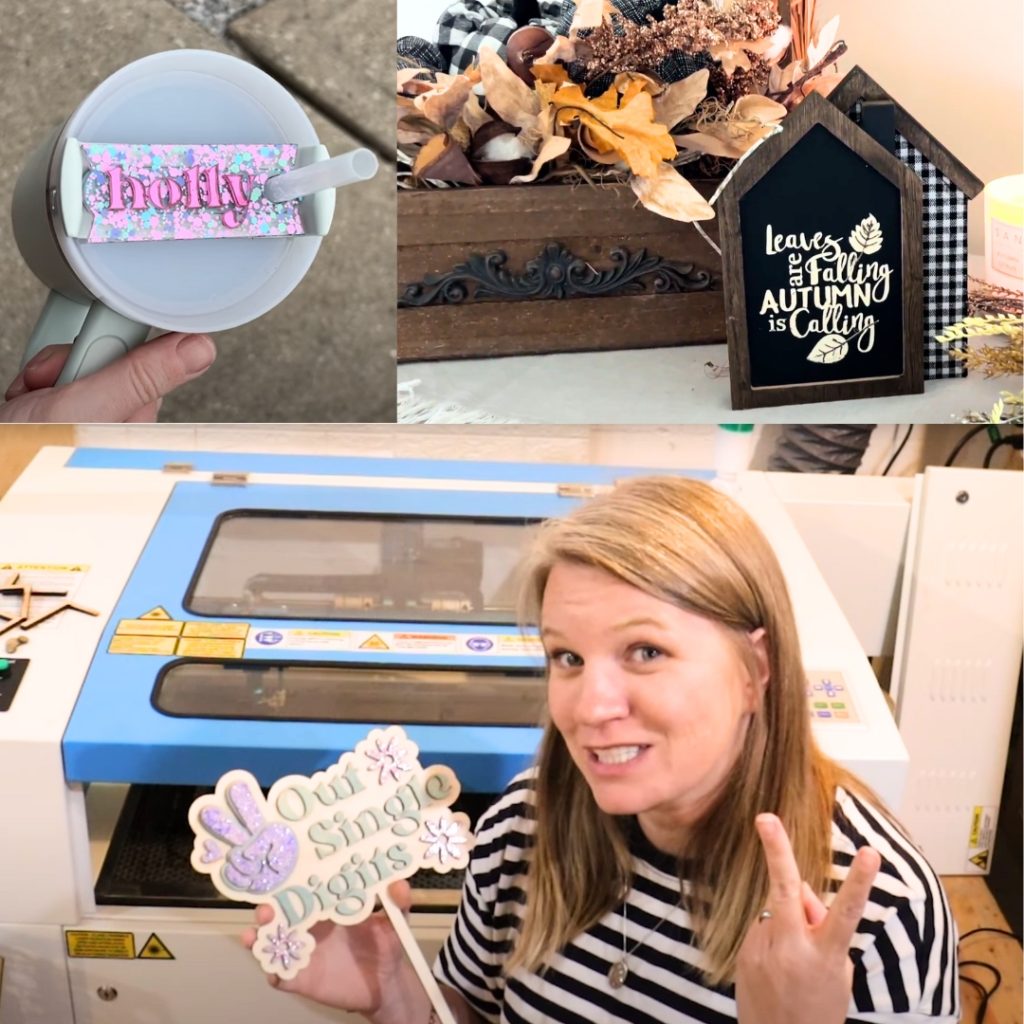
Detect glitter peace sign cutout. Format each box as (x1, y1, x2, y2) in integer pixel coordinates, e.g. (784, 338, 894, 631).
(188, 725, 473, 981)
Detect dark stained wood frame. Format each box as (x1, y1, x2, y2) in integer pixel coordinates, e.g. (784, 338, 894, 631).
(397, 182, 726, 361)
(829, 66, 984, 199)
(718, 91, 924, 410)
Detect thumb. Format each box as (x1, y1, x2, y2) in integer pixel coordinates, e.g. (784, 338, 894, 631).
(49, 332, 216, 422)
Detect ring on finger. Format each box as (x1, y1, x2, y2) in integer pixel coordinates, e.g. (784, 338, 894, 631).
(757, 908, 773, 923)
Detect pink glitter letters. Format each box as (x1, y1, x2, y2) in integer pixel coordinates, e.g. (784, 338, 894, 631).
(81, 142, 305, 243)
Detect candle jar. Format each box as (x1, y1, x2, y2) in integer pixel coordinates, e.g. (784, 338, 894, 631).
(984, 174, 1024, 290)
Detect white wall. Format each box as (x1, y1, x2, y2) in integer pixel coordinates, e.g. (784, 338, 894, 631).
(818, 0, 1022, 256)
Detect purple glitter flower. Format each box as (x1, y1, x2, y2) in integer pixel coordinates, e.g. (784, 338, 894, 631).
(261, 924, 305, 971)
(420, 816, 468, 866)
(364, 736, 414, 785)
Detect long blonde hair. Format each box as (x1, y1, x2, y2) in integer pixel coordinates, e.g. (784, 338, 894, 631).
(511, 475, 868, 986)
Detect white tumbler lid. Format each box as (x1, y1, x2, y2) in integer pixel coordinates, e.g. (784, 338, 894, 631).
(59, 50, 322, 333)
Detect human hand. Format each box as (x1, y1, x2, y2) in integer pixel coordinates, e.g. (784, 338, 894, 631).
(199, 780, 300, 894)
(1, 331, 216, 422)
(735, 813, 881, 1024)
(241, 881, 419, 1022)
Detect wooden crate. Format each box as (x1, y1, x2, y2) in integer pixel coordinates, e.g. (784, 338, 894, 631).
(397, 181, 725, 361)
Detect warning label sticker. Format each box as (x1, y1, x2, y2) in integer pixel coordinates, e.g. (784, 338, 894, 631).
(182, 621, 249, 639)
(966, 805, 997, 874)
(116, 619, 183, 637)
(109, 635, 178, 656)
(137, 933, 174, 960)
(140, 607, 171, 620)
(245, 628, 543, 657)
(66, 931, 136, 959)
(175, 637, 244, 659)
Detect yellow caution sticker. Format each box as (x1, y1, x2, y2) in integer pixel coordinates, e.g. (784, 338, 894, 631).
(66, 931, 136, 959)
(139, 607, 171, 620)
(109, 635, 178, 656)
(969, 807, 982, 848)
(176, 637, 245, 659)
(360, 634, 390, 651)
(116, 619, 184, 637)
(137, 933, 174, 960)
(182, 621, 249, 640)
(966, 804, 997, 873)
(0, 563, 88, 572)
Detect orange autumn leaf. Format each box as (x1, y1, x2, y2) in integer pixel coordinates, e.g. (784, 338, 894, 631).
(550, 84, 676, 177)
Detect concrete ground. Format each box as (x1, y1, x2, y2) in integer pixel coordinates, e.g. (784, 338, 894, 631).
(0, 0, 396, 422)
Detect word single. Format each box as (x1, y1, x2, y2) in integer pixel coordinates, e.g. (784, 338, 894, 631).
(81, 142, 305, 243)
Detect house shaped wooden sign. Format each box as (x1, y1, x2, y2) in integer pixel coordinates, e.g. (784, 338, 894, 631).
(719, 91, 924, 410)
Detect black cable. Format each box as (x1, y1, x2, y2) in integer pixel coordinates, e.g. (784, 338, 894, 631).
(945, 425, 991, 466)
(960, 927, 1023, 943)
(982, 434, 1023, 468)
(881, 425, 914, 476)
(957, 927, 1022, 1023)
(958, 974, 991, 1024)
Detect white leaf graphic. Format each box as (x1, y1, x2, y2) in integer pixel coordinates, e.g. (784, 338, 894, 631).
(849, 215, 883, 255)
(807, 334, 849, 364)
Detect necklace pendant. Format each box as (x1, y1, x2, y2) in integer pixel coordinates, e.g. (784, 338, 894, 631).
(608, 959, 629, 989)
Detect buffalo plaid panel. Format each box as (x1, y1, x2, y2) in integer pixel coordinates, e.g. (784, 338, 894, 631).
(896, 133, 969, 379)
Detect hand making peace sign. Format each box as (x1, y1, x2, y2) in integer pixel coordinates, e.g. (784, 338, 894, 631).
(735, 813, 882, 1024)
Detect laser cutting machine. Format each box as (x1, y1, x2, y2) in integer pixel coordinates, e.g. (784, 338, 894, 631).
(0, 447, 908, 1023)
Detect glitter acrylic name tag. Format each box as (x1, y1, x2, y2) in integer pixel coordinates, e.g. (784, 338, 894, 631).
(188, 726, 473, 981)
(81, 142, 306, 242)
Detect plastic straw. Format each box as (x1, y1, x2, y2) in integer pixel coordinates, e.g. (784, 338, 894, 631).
(264, 148, 379, 203)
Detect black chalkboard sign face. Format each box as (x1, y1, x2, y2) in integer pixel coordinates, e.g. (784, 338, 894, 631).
(741, 125, 903, 388)
(719, 92, 923, 409)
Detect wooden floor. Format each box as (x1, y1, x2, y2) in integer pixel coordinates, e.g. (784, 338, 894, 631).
(945, 877, 1022, 1024)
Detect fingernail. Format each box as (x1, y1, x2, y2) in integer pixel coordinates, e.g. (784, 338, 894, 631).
(176, 334, 216, 374)
(755, 813, 775, 832)
(24, 348, 61, 373)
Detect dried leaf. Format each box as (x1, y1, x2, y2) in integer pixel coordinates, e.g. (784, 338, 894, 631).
(478, 47, 541, 134)
(568, 0, 615, 31)
(652, 69, 709, 130)
(551, 84, 676, 177)
(800, 70, 843, 99)
(415, 75, 475, 131)
(807, 15, 841, 67)
(461, 94, 492, 133)
(537, 34, 578, 65)
(732, 94, 788, 122)
(708, 41, 753, 75)
(630, 163, 715, 222)
(511, 135, 573, 183)
(412, 133, 482, 185)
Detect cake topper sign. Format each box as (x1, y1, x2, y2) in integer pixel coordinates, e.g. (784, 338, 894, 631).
(188, 726, 472, 989)
(81, 142, 305, 242)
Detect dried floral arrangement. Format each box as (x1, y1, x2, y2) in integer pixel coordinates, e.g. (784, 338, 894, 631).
(397, 0, 846, 222)
(936, 278, 1024, 424)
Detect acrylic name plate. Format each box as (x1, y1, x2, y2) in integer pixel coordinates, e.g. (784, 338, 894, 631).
(188, 726, 473, 981)
(80, 142, 305, 242)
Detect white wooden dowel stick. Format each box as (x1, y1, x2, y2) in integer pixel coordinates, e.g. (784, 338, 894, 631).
(379, 889, 458, 1024)
(264, 148, 379, 202)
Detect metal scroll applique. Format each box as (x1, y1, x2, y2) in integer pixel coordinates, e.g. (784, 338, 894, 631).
(398, 243, 713, 307)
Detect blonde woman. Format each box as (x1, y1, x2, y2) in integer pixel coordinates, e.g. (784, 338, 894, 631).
(246, 476, 959, 1024)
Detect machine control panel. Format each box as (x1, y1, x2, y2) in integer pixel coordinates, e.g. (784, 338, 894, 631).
(806, 669, 860, 724)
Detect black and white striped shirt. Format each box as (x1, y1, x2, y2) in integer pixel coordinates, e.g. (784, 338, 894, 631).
(435, 772, 959, 1023)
